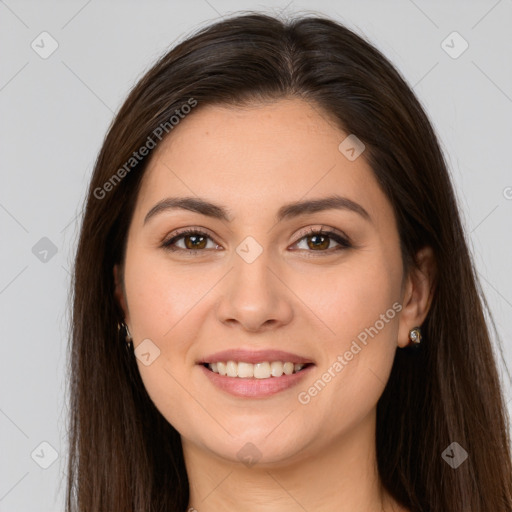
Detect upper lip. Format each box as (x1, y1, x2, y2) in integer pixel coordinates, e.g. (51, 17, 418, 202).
(198, 349, 314, 365)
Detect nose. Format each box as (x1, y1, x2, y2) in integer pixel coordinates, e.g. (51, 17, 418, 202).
(215, 248, 294, 333)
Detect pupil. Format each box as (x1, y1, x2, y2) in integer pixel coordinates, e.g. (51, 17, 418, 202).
(187, 235, 205, 249)
(310, 234, 328, 250)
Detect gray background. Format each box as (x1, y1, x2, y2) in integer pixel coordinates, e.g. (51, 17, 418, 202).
(1, 1, 511, 510)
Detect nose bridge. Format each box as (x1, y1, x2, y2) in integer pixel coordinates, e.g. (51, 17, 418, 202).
(216, 235, 293, 331)
(231, 237, 277, 304)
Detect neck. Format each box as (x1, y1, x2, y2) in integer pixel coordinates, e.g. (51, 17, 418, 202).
(183, 408, 401, 512)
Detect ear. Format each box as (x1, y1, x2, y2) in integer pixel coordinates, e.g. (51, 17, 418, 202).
(397, 246, 436, 348)
(113, 264, 129, 322)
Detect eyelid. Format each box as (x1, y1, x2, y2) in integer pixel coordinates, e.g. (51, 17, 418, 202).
(294, 224, 350, 243)
(161, 226, 221, 249)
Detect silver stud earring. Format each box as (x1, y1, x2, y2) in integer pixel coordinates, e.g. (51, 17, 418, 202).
(408, 326, 422, 345)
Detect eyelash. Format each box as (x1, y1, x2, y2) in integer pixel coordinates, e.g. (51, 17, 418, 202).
(161, 226, 352, 257)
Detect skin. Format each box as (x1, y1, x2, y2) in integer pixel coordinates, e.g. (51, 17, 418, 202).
(114, 98, 435, 512)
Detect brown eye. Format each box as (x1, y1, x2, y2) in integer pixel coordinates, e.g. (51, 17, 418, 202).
(305, 232, 331, 250)
(293, 228, 352, 254)
(182, 233, 208, 250)
(162, 229, 218, 253)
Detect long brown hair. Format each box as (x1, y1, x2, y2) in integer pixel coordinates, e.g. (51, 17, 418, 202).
(66, 11, 512, 511)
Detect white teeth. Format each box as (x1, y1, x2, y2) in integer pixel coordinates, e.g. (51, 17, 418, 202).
(283, 362, 294, 375)
(254, 362, 271, 379)
(270, 361, 284, 377)
(206, 360, 308, 378)
(217, 362, 227, 376)
(237, 362, 253, 378)
(226, 361, 237, 377)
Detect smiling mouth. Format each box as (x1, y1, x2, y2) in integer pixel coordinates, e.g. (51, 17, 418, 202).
(203, 361, 313, 379)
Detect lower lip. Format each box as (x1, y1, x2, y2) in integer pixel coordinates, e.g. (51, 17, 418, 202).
(199, 364, 314, 398)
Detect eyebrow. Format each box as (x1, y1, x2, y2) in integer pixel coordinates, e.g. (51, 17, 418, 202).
(143, 194, 372, 225)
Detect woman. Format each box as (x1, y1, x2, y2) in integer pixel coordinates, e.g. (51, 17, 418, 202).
(66, 11, 512, 512)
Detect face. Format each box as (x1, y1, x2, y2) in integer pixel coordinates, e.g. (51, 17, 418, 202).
(114, 98, 409, 465)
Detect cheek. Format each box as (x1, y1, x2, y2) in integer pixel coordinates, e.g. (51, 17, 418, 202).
(295, 249, 400, 347)
(123, 253, 215, 428)
(124, 253, 207, 340)
(295, 249, 401, 415)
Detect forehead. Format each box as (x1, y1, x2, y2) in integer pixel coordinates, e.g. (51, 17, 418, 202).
(134, 98, 391, 226)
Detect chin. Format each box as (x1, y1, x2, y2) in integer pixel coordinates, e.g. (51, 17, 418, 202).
(195, 427, 314, 467)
